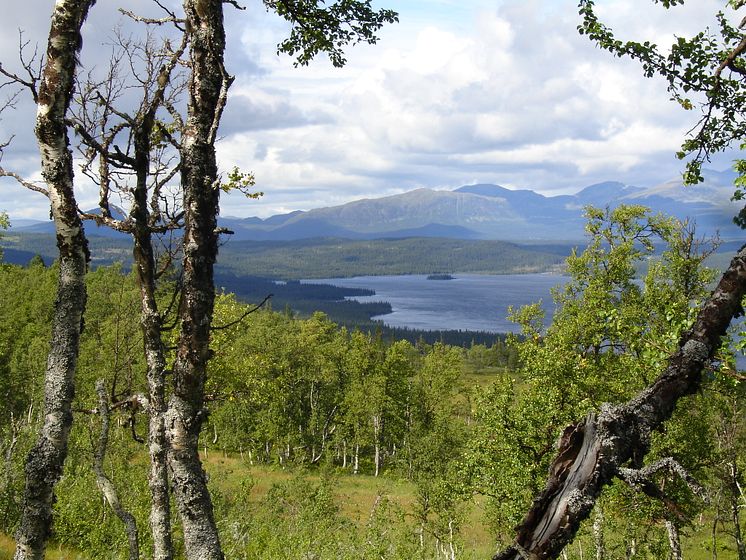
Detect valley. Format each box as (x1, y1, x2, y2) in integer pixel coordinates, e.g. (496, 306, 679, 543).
(1, 232, 572, 342)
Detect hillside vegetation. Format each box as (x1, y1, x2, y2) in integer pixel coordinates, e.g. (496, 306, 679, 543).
(1, 233, 570, 279)
(1, 207, 743, 559)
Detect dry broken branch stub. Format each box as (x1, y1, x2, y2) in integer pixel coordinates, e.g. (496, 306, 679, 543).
(495, 244, 746, 560)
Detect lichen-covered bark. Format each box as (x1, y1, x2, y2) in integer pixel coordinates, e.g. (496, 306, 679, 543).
(93, 381, 139, 560)
(133, 181, 174, 560)
(495, 244, 746, 560)
(137, 230, 174, 560)
(131, 73, 175, 560)
(165, 1, 228, 558)
(13, 1, 95, 559)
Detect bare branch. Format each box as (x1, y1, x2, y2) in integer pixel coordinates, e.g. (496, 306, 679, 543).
(0, 167, 49, 197)
(78, 208, 132, 232)
(119, 9, 186, 27)
(0, 90, 21, 115)
(0, 32, 42, 102)
(0, 63, 36, 102)
(618, 457, 709, 522)
(208, 71, 234, 145)
(68, 119, 136, 166)
(211, 294, 273, 331)
(223, 0, 247, 10)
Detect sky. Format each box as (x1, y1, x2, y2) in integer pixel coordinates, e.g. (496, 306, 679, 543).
(0, 0, 739, 221)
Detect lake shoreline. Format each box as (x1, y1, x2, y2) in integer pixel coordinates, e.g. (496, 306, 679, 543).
(303, 273, 570, 334)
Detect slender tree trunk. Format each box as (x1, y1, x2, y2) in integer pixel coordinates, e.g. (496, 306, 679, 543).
(729, 462, 746, 560)
(625, 538, 636, 560)
(132, 205, 173, 560)
(13, 1, 95, 558)
(448, 519, 456, 560)
(128, 35, 186, 560)
(165, 1, 231, 558)
(373, 414, 381, 477)
(593, 507, 604, 560)
(1, 416, 20, 529)
(93, 381, 139, 560)
(665, 520, 682, 560)
(495, 245, 746, 560)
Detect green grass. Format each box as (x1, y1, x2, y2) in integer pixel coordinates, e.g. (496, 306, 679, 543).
(0, 533, 85, 560)
(1, 458, 742, 559)
(202, 456, 497, 557)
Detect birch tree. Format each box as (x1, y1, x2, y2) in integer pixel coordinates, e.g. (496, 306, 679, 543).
(495, 2, 746, 557)
(70, 23, 187, 560)
(0, 1, 98, 558)
(165, 1, 398, 557)
(4, 1, 397, 557)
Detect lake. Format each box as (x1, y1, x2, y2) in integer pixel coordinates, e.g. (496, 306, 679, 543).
(306, 273, 570, 333)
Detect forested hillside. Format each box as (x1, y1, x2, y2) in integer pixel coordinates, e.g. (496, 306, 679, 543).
(1, 207, 743, 559)
(2, 0, 746, 558)
(1, 233, 569, 279)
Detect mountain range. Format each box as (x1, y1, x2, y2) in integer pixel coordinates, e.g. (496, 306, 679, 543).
(12, 168, 743, 241)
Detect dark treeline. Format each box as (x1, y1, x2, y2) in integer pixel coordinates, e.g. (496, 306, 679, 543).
(218, 236, 568, 279)
(2, 231, 571, 278)
(215, 272, 393, 324)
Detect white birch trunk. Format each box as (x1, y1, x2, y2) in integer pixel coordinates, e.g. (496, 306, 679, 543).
(593, 507, 604, 560)
(165, 1, 232, 558)
(665, 520, 682, 560)
(93, 381, 139, 560)
(373, 414, 381, 477)
(14, 1, 95, 558)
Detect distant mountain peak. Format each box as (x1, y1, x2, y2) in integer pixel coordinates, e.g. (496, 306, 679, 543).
(454, 183, 547, 200)
(196, 173, 746, 242)
(574, 181, 645, 203)
(15, 170, 740, 242)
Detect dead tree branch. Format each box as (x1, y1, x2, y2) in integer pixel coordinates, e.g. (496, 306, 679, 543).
(495, 244, 746, 560)
(0, 168, 49, 197)
(211, 294, 273, 331)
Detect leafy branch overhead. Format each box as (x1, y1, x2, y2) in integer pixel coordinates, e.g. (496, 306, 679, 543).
(221, 166, 262, 198)
(578, 0, 746, 191)
(265, 0, 398, 67)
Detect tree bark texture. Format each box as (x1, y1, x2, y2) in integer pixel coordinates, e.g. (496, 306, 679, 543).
(495, 244, 746, 560)
(137, 222, 174, 560)
(131, 65, 176, 560)
(13, 1, 95, 558)
(165, 1, 230, 558)
(131, 193, 173, 560)
(93, 381, 140, 560)
(665, 520, 682, 560)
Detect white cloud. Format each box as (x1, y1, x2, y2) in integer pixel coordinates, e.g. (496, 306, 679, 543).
(0, 0, 735, 221)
